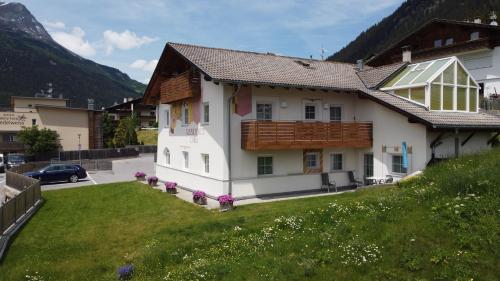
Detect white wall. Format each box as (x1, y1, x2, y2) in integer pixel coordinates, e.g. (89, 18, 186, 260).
(458, 47, 500, 97)
(427, 131, 492, 159)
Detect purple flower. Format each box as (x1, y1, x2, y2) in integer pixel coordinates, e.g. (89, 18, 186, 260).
(165, 181, 178, 190)
(193, 190, 206, 200)
(147, 176, 158, 184)
(117, 264, 134, 280)
(134, 172, 146, 178)
(218, 194, 234, 204)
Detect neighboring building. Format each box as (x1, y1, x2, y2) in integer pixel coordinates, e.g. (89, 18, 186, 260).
(105, 97, 157, 128)
(366, 19, 500, 99)
(0, 96, 102, 155)
(143, 42, 500, 199)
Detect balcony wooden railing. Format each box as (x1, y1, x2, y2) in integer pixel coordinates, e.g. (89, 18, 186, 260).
(160, 70, 200, 103)
(241, 120, 373, 150)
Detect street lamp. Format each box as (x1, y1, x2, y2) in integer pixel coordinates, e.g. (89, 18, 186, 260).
(78, 133, 81, 165)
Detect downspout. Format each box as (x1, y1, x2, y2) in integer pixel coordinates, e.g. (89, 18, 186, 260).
(226, 84, 241, 195)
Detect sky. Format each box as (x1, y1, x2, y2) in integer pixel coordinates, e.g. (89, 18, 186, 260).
(13, 0, 405, 84)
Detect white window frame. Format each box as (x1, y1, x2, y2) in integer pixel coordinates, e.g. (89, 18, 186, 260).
(256, 102, 273, 121)
(330, 153, 344, 171)
(304, 103, 318, 121)
(164, 148, 170, 165)
(470, 31, 479, 41)
(164, 109, 170, 127)
(329, 105, 343, 121)
(305, 152, 320, 169)
(257, 155, 273, 176)
(202, 154, 209, 174)
(391, 154, 407, 175)
(182, 151, 189, 170)
(202, 102, 209, 124)
(181, 103, 189, 126)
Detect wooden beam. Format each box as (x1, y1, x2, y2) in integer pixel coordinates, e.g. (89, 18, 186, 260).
(430, 133, 445, 148)
(461, 132, 475, 146)
(487, 132, 500, 145)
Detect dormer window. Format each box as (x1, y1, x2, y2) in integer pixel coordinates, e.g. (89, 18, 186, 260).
(470, 31, 479, 41)
(434, 39, 442, 48)
(445, 38, 454, 46)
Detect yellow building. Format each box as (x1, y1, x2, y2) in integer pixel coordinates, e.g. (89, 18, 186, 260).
(0, 96, 102, 154)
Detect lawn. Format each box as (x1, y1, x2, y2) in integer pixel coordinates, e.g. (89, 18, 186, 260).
(0, 149, 499, 280)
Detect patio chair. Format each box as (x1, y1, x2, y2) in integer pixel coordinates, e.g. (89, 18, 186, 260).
(321, 173, 336, 192)
(348, 171, 363, 188)
(383, 175, 394, 184)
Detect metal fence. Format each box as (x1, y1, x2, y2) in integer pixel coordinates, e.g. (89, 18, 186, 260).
(125, 145, 157, 154)
(1, 171, 42, 259)
(29, 147, 140, 162)
(480, 98, 500, 111)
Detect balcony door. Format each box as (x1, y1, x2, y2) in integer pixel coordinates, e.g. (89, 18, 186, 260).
(363, 153, 374, 178)
(303, 100, 321, 121)
(256, 102, 273, 121)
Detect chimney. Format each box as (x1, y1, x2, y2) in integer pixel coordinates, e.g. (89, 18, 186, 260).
(402, 46, 412, 63)
(356, 59, 364, 70)
(473, 18, 482, 24)
(88, 98, 95, 110)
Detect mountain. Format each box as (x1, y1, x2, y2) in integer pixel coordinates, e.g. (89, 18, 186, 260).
(328, 0, 500, 63)
(0, 2, 145, 108)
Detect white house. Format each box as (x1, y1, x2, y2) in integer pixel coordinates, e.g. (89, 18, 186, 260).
(143, 43, 500, 199)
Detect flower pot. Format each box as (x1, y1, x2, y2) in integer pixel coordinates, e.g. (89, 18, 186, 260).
(219, 202, 233, 212)
(148, 180, 158, 186)
(166, 188, 177, 194)
(135, 176, 145, 181)
(193, 197, 207, 205)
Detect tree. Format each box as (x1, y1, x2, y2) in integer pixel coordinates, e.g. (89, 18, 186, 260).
(113, 117, 138, 147)
(17, 126, 60, 155)
(102, 112, 116, 148)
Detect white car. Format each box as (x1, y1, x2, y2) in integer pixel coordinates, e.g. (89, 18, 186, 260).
(0, 154, 4, 173)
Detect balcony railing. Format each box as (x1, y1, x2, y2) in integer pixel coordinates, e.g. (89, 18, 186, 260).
(160, 70, 200, 103)
(241, 120, 373, 150)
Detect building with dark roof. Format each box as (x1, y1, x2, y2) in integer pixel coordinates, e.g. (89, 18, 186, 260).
(105, 97, 157, 128)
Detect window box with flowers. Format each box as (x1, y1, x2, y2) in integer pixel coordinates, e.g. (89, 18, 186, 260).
(192, 190, 207, 205)
(218, 194, 234, 211)
(165, 181, 177, 194)
(134, 172, 146, 181)
(147, 176, 158, 186)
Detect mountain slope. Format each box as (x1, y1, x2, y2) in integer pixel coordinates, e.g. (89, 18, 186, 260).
(328, 0, 500, 63)
(0, 2, 145, 108)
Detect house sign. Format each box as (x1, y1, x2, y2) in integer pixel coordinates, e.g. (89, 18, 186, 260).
(0, 113, 28, 126)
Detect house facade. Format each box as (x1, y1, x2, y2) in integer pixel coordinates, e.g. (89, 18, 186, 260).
(367, 19, 500, 99)
(144, 43, 500, 199)
(105, 97, 157, 128)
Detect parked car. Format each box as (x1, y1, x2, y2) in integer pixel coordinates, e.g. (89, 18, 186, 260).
(6, 153, 25, 169)
(24, 164, 87, 184)
(0, 153, 4, 173)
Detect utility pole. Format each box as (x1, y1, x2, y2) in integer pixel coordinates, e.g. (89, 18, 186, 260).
(78, 133, 82, 165)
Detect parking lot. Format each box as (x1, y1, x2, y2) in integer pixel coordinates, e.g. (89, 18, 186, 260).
(2, 154, 156, 191)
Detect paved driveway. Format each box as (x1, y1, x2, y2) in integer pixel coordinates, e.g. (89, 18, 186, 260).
(41, 154, 156, 191)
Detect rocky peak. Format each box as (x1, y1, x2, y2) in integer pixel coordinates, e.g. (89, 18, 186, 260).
(0, 2, 53, 42)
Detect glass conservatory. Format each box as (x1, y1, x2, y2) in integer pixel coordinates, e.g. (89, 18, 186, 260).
(380, 57, 479, 112)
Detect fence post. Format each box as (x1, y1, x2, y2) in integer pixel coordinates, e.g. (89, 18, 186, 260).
(0, 205, 3, 234)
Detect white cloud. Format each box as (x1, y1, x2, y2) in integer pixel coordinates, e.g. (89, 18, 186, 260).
(51, 27, 96, 57)
(42, 20, 66, 30)
(130, 59, 158, 72)
(103, 30, 158, 54)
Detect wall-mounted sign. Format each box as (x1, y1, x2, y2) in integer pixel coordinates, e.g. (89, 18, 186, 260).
(0, 113, 28, 126)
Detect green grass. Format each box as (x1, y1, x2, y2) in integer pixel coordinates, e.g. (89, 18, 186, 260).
(137, 130, 158, 145)
(1, 149, 499, 281)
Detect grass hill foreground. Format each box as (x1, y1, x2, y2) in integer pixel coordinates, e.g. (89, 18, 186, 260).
(0, 149, 499, 280)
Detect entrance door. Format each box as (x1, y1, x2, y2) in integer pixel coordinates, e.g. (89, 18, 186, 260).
(363, 154, 374, 179)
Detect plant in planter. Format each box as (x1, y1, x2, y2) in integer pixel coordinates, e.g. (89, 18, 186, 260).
(165, 181, 177, 194)
(117, 264, 134, 280)
(134, 172, 146, 181)
(192, 190, 207, 205)
(147, 176, 158, 186)
(218, 194, 234, 211)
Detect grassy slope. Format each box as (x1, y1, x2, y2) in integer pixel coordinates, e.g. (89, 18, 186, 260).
(0, 149, 499, 280)
(137, 130, 158, 145)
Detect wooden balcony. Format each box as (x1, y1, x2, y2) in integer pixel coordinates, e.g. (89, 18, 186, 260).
(241, 120, 373, 150)
(160, 70, 200, 103)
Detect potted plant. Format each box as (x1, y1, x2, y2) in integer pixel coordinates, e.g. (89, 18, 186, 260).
(147, 176, 158, 186)
(165, 181, 177, 194)
(192, 190, 207, 205)
(134, 172, 146, 181)
(218, 194, 234, 211)
(117, 264, 134, 280)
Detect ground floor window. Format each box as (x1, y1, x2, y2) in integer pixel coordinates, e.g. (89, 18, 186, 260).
(303, 149, 322, 173)
(182, 151, 189, 169)
(202, 154, 209, 174)
(330, 153, 343, 171)
(392, 155, 407, 174)
(364, 154, 374, 177)
(257, 156, 273, 175)
(164, 148, 170, 165)
(305, 152, 319, 169)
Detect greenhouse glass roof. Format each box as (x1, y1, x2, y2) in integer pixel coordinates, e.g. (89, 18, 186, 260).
(381, 57, 454, 89)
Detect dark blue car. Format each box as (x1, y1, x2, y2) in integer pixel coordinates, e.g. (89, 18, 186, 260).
(24, 164, 87, 184)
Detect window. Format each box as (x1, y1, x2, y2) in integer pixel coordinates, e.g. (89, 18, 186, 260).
(165, 109, 170, 127)
(445, 38, 454, 46)
(202, 154, 209, 173)
(392, 155, 407, 174)
(257, 156, 273, 175)
(203, 103, 209, 124)
(304, 104, 316, 120)
(6, 134, 16, 143)
(164, 148, 170, 165)
(182, 151, 189, 169)
(364, 154, 374, 178)
(305, 152, 319, 169)
(182, 104, 189, 125)
(330, 153, 343, 171)
(256, 103, 272, 120)
(470, 31, 479, 41)
(329, 106, 342, 121)
(32, 119, 37, 126)
(434, 39, 442, 48)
